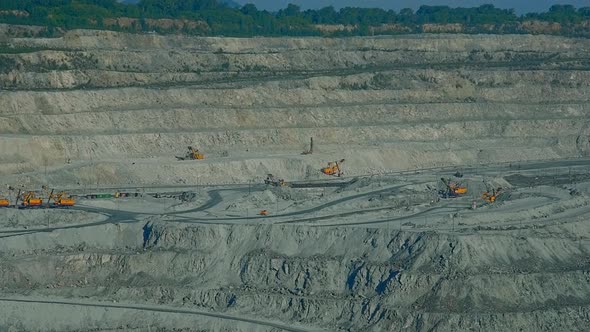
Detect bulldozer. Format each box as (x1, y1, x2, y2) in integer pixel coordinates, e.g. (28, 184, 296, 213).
(45, 188, 75, 208)
(439, 178, 468, 198)
(176, 146, 205, 161)
(322, 159, 345, 177)
(264, 174, 286, 187)
(17, 190, 43, 208)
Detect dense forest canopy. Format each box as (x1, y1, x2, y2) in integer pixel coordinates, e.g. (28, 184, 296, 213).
(0, 0, 589, 36)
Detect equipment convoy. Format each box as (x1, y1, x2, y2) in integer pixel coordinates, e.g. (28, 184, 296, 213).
(0, 188, 75, 209)
(3, 142, 509, 211)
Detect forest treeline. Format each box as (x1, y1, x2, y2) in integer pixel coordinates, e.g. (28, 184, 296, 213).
(1, 0, 589, 37)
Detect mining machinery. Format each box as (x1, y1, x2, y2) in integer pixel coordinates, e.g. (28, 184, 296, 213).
(46, 189, 75, 208)
(176, 146, 205, 160)
(265, 174, 286, 187)
(0, 197, 9, 207)
(322, 159, 345, 177)
(439, 178, 468, 198)
(17, 190, 43, 208)
(302, 137, 314, 155)
(482, 187, 503, 203)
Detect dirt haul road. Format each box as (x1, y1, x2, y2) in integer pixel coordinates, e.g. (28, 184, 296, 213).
(0, 27, 590, 331)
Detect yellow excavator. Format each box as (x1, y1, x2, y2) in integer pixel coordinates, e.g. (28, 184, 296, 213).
(17, 190, 43, 208)
(439, 178, 468, 198)
(176, 146, 205, 160)
(0, 196, 9, 207)
(482, 187, 502, 203)
(322, 159, 345, 177)
(44, 187, 75, 208)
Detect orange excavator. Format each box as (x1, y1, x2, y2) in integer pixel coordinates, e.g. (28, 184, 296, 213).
(176, 146, 205, 160)
(17, 190, 43, 208)
(482, 187, 502, 203)
(46, 188, 75, 208)
(439, 178, 468, 198)
(322, 159, 345, 177)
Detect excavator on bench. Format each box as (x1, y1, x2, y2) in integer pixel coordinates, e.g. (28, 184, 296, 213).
(176, 146, 205, 161)
(43, 186, 75, 208)
(16, 190, 43, 209)
(265, 174, 287, 187)
(482, 187, 504, 204)
(322, 159, 345, 177)
(439, 177, 468, 198)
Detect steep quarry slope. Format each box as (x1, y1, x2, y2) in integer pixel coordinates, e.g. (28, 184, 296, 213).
(1, 214, 589, 331)
(1, 30, 590, 186)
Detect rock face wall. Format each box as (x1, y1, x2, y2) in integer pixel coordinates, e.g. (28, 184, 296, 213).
(1, 221, 589, 332)
(1, 30, 590, 186)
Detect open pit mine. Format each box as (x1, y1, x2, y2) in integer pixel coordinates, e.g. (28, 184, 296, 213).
(0, 26, 590, 331)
